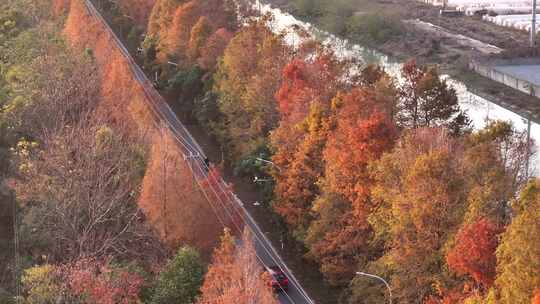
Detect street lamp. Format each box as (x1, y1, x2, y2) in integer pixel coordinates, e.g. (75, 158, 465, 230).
(355, 272, 392, 304)
(253, 157, 282, 172)
(253, 176, 273, 183)
(532, 0, 537, 47)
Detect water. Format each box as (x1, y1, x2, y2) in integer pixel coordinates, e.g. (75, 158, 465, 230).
(257, 1, 539, 176)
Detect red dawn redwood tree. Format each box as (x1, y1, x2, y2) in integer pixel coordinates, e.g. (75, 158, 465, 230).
(446, 218, 504, 289)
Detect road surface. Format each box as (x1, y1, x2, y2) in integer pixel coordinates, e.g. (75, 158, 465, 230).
(82, 1, 314, 303)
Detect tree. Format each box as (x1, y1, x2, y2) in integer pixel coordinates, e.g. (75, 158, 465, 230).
(359, 64, 386, 87)
(0, 5, 24, 41)
(532, 290, 540, 304)
(214, 19, 289, 160)
(370, 127, 466, 302)
(446, 218, 503, 289)
(495, 179, 540, 304)
(270, 50, 350, 233)
(158, 0, 201, 65)
(66, 258, 145, 304)
(149, 0, 237, 67)
(150, 247, 205, 304)
(138, 129, 225, 255)
(322, 89, 395, 217)
(16, 122, 164, 263)
(274, 51, 348, 122)
(461, 121, 530, 225)
(147, 0, 179, 41)
(3, 49, 100, 140)
(21, 265, 68, 304)
(304, 89, 395, 284)
(197, 27, 232, 70)
(398, 59, 469, 133)
(198, 229, 278, 304)
(272, 102, 330, 236)
(187, 16, 213, 62)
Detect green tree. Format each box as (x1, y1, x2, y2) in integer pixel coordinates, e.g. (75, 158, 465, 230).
(398, 59, 470, 133)
(150, 247, 205, 304)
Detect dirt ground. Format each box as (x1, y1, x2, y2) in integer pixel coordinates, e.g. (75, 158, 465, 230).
(272, 0, 533, 66)
(353, 0, 534, 66)
(269, 0, 540, 122)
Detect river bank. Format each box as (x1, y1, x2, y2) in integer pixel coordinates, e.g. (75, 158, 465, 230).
(257, 0, 539, 176)
(264, 0, 540, 125)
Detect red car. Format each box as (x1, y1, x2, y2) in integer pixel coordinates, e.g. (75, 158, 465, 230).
(266, 265, 289, 292)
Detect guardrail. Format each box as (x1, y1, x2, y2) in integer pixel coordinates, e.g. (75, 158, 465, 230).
(81, 1, 315, 303)
(469, 60, 540, 99)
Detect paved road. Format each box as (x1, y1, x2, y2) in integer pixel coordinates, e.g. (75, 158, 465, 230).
(83, 1, 314, 303)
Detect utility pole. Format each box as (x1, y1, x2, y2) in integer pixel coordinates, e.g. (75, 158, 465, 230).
(12, 193, 20, 300)
(161, 126, 168, 240)
(525, 119, 532, 179)
(532, 0, 537, 47)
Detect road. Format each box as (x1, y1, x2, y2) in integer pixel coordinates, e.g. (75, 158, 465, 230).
(82, 1, 314, 303)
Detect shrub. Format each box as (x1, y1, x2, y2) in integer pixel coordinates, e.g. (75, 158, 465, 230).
(346, 13, 403, 44)
(150, 247, 205, 304)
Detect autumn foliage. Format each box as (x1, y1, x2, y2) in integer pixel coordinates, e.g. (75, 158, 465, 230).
(148, 0, 237, 67)
(66, 259, 146, 304)
(64, 0, 153, 133)
(271, 51, 351, 234)
(52, 0, 70, 17)
(323, 89, 395, 217)
(533, 290, 540, 304)
(118, 0, 156, 27)
(198, 229, 278, 304)
(50, 0, 539, 302)
(447, 218, 503, 288)
(139, 129, 225, 255)
(495, 180, 540, 303)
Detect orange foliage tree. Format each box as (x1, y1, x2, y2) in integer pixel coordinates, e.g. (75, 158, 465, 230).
(63, 0, 154, 133)
(271, 102, 330, 234)
(447, 218, 503, 289)
(304, 89, 395, 284)
(322, 89, 395, 217)
(139, 129, 224, 255)
(147, 0, 178, 41)
(66, 258, 145, 304)
(52, 0, 70, 17)
(149, 0, 237, 67)
(159, 0, 201, 64)
(370, 127, 467, 302)
(270, 51, 350, 234)
(187, 16, 213, 62)
(198, 28, 233, 70)
(533, 290, 540, 304)
(197, 229, 278, 304)
(214, 19, 289, 159)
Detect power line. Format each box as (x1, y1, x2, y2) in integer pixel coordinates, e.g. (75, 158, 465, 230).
(82, 2, 314, 303)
